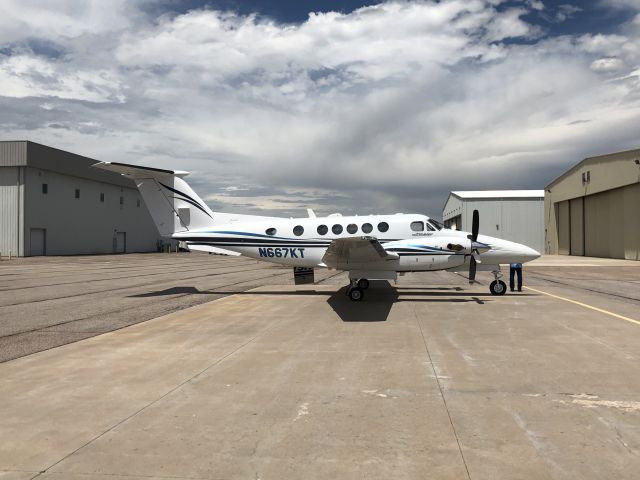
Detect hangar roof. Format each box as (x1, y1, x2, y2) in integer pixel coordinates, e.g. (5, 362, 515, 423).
(450, 190, 544, 199)
(546, 147, 640, 189)
(0, 140, 134, 188)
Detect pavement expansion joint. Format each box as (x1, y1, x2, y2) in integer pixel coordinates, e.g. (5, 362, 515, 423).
(412, 303, 473, 480)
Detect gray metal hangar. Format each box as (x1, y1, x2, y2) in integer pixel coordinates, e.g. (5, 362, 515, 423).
(442, 190, 545, 253)
(545, 148, 640, 260)
(0, 141, 161, 257)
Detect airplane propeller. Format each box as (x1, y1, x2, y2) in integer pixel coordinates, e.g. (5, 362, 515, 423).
(467, 209, 480, 284)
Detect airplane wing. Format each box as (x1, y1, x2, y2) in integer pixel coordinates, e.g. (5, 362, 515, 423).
(322, 236, 399, 269)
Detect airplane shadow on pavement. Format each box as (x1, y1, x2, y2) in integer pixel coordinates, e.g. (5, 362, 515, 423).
(129, 281, 505, 323)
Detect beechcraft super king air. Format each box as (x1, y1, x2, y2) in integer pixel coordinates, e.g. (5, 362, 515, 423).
(94, 162, 540, 301)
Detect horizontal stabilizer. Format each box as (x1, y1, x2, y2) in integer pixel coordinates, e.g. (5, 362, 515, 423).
(93, 161, 190, 178)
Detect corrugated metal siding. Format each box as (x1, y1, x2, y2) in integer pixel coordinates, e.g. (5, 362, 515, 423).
(0, 167, 20, 255)
(0, 141, 27, 167)
(451, 198, 544, 252)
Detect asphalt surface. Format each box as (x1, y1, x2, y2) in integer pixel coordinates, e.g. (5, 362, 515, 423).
(0, 254, 639, 479)
(0, 252, 342, 363)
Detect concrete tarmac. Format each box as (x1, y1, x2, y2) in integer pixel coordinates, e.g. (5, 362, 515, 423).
(0, 255, 639, 479)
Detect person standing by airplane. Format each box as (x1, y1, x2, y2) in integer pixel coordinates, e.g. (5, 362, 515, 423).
(510, 262, 523, 292)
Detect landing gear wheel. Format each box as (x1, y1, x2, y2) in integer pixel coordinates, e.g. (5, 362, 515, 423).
(490, 280, 507, 295)
(349, 287, 364, 301)
(357, 278, 370, 290)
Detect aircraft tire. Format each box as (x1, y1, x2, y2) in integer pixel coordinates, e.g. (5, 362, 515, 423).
(349, 287, 364, 301)
(357, 279, 370, 289)
(490, 280, 507, 295)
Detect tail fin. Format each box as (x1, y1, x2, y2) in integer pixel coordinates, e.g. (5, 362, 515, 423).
(93, 161, 215, 235)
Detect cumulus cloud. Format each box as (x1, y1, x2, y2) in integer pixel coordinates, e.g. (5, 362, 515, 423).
(600, 0, 640, 10)
(0, 0, 639, 217)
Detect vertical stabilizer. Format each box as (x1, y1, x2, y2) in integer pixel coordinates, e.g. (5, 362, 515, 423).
(93, 162, 215, 235)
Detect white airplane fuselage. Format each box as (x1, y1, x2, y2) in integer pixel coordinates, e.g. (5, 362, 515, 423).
(92, 161, 540, 296)
(173, 213, 540, 272)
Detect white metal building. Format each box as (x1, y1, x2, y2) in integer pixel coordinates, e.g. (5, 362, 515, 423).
(0, 141, 161, 256)
(442, 190, 545, 252)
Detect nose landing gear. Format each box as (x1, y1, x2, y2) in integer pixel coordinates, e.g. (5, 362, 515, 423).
(489, 270, 507, 295)
(346, 278, 369, 301)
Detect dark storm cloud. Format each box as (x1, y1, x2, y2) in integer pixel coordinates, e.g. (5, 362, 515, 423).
(1, 1, 639, 217)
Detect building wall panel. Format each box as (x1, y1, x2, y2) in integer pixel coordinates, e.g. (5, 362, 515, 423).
(0, 167, 20, 256)
(444, 196, 544, 252)
(24, 167, 160, 255)
(0, 141, 27, 167)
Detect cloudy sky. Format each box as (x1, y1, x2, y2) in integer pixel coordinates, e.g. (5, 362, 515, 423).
(1, 0, 639, 217)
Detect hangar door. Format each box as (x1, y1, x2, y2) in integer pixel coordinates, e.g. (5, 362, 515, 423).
(569, 198, 584, 256)
(556, 200, 570, 255)
(584, 184, 639, 260)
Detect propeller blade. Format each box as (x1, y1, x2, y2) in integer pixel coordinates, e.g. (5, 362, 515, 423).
(472, 209, 479, 242)
(472, 250, 482, 264)
(469, 256, 476, 284)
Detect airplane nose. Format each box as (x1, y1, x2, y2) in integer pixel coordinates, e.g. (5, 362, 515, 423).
(519, 245, 541, 262)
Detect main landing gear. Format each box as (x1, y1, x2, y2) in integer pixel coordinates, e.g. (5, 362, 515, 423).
(347, 278, 370, 301)
(489, 270, 507, 296)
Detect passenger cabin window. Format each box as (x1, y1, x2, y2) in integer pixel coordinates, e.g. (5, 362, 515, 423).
(266, 227, 277, 236)
(75, 189, 80, 199)
(42, 183, 48, 194)
(377, 222, 389, 233)
(362, 223, 373, 234)
(332, 224, 343, 234)
(293, 225, 304, 236)
(410, 221, 424, 232)
(317, 224, 328, 235)
(346, 224, 358, 234)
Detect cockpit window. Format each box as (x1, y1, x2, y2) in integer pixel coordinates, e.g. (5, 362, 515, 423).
(429, 219, 444, 230)
(426, 223, 436, 232)
(410, 221, 424, 232)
